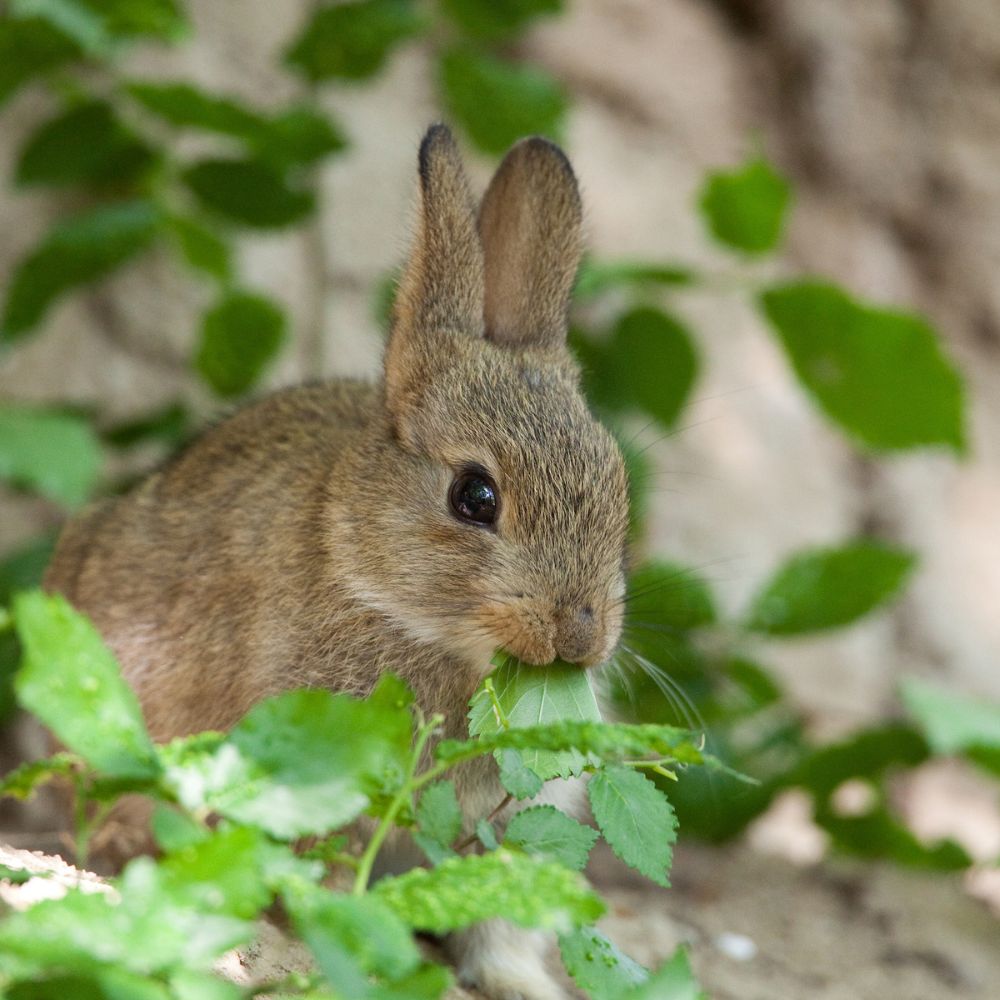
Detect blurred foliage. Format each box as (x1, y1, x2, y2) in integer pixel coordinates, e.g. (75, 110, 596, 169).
(0, 0, 981, 908)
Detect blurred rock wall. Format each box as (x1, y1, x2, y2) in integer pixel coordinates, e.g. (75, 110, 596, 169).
(1, 0, 998, 736)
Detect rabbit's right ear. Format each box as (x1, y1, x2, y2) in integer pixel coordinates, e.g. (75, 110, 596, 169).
(385, 125, 485, 426)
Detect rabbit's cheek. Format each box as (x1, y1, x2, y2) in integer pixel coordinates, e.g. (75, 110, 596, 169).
(474, 599, 556, 666)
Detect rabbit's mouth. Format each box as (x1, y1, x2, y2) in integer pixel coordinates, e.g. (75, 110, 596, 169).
(473, 596, 621, 670)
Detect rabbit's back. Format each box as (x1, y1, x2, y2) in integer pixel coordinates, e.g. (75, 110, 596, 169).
(45, 379, 379, 739)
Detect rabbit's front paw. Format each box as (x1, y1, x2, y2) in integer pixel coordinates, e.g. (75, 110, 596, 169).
(448, 921, 568, 1000)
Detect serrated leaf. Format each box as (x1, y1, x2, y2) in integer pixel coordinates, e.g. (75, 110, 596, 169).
(284, 880, 421, 989)
(628, 946, 704, 1000)
(588, 766, 676, 887)
(2, 200, 160, 342)
(559, 925, 647, 1000)
(15, 100, 156, 188)
(0, 857, 252, 977)
(505, 805, 598, 871)
(902, 677, 1000, 757)
(373, 849, 603, 933)
(439, 48, 567, 155)
(468, 659, 602, 779)
(0, 406, 102, 508)
(606, 307, 698, 430)
(440, 0, 562, 40)
(440, 720, 704, 770)
(761, 281, 966, 452)
(161, 678, 413, 839)
(497, 748, 543, 799)
(0, 751, 79, 800)
(183, 158, 314, 228)
(416, 780, 463, 849)
(699, 155, 790, 255)
(745, 540, 915, 635)
(286, 0, 425, 81)
(574, 260, 694, 302)
(156, 826, 273, 919)
(13, 591, 159, 779)
(0, 17, 81, 106)
(194, 291, 286, 398)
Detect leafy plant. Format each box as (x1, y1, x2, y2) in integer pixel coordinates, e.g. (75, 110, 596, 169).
(0, 591, 708, 998)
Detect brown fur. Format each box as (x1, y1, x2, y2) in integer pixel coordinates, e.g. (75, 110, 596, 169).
(45, 126, 630, 998)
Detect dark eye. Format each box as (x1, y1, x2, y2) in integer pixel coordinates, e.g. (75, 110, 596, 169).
(449, 469, 498, 527)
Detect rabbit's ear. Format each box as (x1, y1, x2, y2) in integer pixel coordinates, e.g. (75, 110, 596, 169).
(386, 125, 485, 419)
(478, 136, 582, 351)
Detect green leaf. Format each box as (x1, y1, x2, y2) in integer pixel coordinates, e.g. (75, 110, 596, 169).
(84, 0, 187, 41)
(161, 679, 413, 839)
(0, 752, 79, 800)
(252, 105, 347, 168)
(183, 158, 314, 229)
(440, 719, 705, 769)
(16, 100, 156, 188)
(745, 540, 916, 635)
(0, 406, 102, 507)
(902, 677, 1000, 756)
(150, 804, 208, 853)
(0, 857, 252, 977)
(588, 766, 676, 887)
(627, 561, 716, 634)
(699, 155, 791, 255)
(286, 0, 425, 81)
(604, 307, 698, 430)
(628, 947, 704, 1000)
(2, 200, 160, 342)
(156, 826, 274, 919)
(440, 0, 562, 40)
(574, 260, 694, 302)
(284, 880, 421, 990)
(467, 658, 602, 779)
(194, 291, 287, 398)
(497, 748, 543, 799)
(0, 534, 56, 602)
(475, 818, 499, 850)
(559, 925, 647, 1000)
(760, 281, 966, 452)
(13, 591, 160, 779)
(439, 48, 567, 155)
(0, 17, 81, 107)
(9, 0, 111, 54)
(164, 214, 232, 282)
(416, 780, 463, 849)
(505, 805, 598, 871)
(126, 80, 265, 135)
(102, 401, 191, 451)
(373, 849, 603, 933)
(169, 970, 243, 1000)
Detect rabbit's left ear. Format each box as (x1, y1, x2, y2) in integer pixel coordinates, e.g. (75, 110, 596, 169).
(478, 136, 583, 351)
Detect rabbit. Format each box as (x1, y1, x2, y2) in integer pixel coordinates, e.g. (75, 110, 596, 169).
(45, 124, 631, 1000)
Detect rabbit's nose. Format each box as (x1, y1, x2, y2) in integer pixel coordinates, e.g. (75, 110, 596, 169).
(554, 604, 599, 664)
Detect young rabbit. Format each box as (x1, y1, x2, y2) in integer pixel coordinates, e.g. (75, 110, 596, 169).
(45, 124, 630, 1000)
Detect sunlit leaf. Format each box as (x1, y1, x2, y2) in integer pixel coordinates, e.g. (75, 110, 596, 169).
(699, 155, 790, 255)
(761, 281, 966, 452)
(439, 48, 567, 155)
(745, 540, 916, 635)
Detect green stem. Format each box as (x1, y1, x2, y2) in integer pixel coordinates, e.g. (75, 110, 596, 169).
(352, 713, 444, 895)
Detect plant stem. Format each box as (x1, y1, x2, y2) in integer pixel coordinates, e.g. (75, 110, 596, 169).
(352, 713, 444, 895)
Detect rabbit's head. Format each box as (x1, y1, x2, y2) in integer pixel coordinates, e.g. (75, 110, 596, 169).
(345, 125, 628, 674)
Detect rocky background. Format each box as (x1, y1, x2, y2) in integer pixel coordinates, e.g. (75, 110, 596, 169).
(2, 1, 999, 997)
